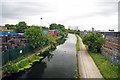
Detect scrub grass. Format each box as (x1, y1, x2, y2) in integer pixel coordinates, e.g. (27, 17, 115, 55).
(3, 55, 43, 74)
(76, 35, 80, 52)
(89, 52, 119, 80)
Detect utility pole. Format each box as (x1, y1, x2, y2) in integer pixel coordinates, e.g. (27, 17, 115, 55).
(40, 18, 42, 27)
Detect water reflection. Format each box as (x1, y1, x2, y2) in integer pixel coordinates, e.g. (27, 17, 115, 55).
(2, 34, 78, 79)
(40, 51, 54, 62)
(19, 34, 78, 78)
(56, 37, 66, 45)
(38, 34, 78, 78)
(40, 51, 54, 61)
(47, 53, 54, 62)
(20, 52, 56, 79)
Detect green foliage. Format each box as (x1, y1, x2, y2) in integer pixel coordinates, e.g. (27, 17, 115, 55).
(49, 23, 67, 36)
(25, 26, 53, 48)
(42, 26, 49, 30)
(17, 55, 43, 71)
(89, 52, 119, 79)
(17, 60, 29, 69)
(18, 60, 30, 71)
(3, 61, 19, 74)
(49, 23, 58, 30)
(75, 30, 80, 35)
(15, 21, 28, 32)
(76, 35, 80, 52)
(3, 55, 43, 74)
(4, 21, 31, 32)
(82, 32, 105, 53)
(28, 55, 42, 63)
(5, 24, 16, 30)
(68, 29, 80, 35)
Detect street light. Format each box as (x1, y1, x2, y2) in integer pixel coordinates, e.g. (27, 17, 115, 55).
(40, 18, 42, 27)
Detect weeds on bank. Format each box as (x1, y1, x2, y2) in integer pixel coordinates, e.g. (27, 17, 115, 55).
(89, 52, 119, 80)
(76, 35, 80, 52)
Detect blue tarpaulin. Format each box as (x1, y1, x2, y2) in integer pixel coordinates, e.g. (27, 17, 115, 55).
(0, 32, 24, 36)
(43, 30, 48, 34)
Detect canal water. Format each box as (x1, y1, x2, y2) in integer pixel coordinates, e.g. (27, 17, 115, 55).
(3, 34, 78, 80)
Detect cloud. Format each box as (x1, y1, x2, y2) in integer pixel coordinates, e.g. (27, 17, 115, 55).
(1, 0, 119, 31)
(2, 2, 53, 19)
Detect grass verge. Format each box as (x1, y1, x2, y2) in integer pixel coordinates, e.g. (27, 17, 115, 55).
(76, 35, 80, 52)
(89, 52, 119, 80)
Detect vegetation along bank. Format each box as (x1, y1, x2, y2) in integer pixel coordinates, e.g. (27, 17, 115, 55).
(2, 21, 68, 78)
(82, 32, 120, 79)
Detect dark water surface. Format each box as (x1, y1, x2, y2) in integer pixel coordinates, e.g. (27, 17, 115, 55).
(3, 34, 78, 80)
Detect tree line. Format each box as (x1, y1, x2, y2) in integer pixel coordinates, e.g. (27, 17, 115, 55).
(4, 21, 68, 49)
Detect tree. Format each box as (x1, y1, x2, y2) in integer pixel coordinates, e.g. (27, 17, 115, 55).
(5, 24, 16, 30)
(74, 30, 80, 35)
(49, 23, 67, 36)
(24, 26, 53, 48)
(82, 32, 105, 53)
(58, 24, 65, 31)
(15, 21, 27, 32)
(58, 24, 67, 36)
(5, 24, 10, 29)
(49, 23, 58, 30)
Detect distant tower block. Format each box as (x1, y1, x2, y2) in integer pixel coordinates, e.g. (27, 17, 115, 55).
(118, 1, 120, 32)
(69, 26, 78, 30)
(68, 26, 70, 29)
(92, 27, 94, 32)
(76, 26, 78, 30)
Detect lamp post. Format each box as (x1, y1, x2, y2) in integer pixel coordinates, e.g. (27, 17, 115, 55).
(40, 18, 42, 27)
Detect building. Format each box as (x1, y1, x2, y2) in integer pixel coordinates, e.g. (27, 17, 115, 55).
(92, 27, 94, 32)
(48, 30, 57, 37)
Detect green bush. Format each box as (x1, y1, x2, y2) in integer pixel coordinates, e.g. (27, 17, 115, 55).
(28, 55, 43, 64)
(82, 32, 105, 53)
(3, 55, 43, 74)
(17, 60, 29, 69)
(3, 61, 19, 74)
(25, 26, 53, 48)
(28, 57, 33, 64)
(17, 59, 32, 71)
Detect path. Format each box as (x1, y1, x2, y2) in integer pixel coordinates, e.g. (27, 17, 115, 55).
(77, 36, 104, 79)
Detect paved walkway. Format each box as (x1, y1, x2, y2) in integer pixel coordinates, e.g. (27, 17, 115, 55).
(77, 36, 104, 79)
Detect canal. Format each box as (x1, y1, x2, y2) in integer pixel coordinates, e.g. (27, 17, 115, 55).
(4, 34, 78, 80)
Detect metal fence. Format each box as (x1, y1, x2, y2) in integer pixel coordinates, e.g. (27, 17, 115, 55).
(2, 44, 33, 65)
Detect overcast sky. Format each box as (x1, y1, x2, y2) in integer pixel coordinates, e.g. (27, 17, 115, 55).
(1, 0, 119, 31)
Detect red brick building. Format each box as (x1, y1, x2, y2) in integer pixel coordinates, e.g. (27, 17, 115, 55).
(48, 30, 57, 37)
